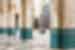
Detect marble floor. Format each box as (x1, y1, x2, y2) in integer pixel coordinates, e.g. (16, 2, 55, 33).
(0, 30, 51, 50)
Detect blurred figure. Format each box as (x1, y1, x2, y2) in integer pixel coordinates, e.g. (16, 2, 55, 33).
(34, 18, 39, 29)
(39, 4, 50, 33)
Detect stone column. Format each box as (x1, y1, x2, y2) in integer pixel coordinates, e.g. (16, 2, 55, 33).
(63, 0, 75, 49)
(20, 0, 32, 40)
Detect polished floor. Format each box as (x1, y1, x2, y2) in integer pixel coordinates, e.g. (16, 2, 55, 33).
(0, 29, 50, 50)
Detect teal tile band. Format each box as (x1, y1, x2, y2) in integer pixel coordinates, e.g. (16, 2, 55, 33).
(51, 28, 59, 48)
(63, 28, 75, 48)
(51, 28, 75, 48)
(58, 28, 63, 48)
(0, 27, 32, 39)
(51, 28, 63, 48)
(6, 28, 16, 36)
(20, 28, 32, 40)
(0, 28, 6, 34)
(0, 28, 16, 35)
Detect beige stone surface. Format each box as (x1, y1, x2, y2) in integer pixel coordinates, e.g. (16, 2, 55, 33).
(63, 0, 75, 28)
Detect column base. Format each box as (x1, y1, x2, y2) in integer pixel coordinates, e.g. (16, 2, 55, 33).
(0, 28, 6, 34)
(20, 28, 32, 40)
(51, 28, 59, 48)
(6, 28, 16, 36)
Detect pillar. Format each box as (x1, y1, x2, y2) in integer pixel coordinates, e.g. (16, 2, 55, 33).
(20, 0, 32, 40)
(6, 0, 16, 36)
(63, 0, 75, 49)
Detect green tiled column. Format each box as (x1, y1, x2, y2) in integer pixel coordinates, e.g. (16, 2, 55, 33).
(20, 28, 32, 40)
